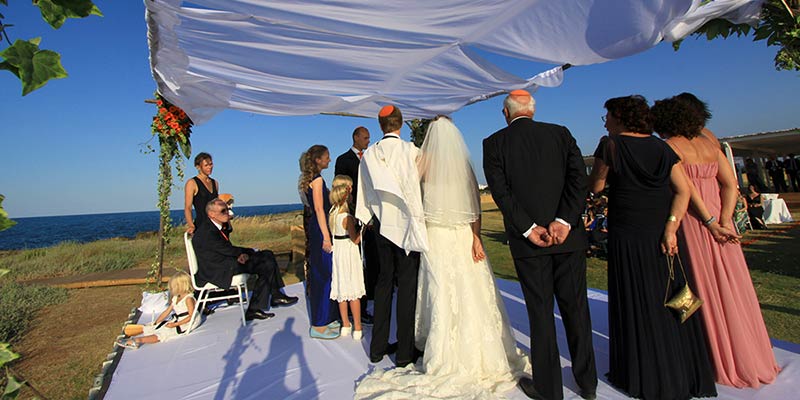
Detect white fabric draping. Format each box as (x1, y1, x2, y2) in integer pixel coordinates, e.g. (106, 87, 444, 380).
(144, 0, 762, 124)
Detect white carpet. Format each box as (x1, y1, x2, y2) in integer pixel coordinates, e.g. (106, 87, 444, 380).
(105, 280, 799, 399)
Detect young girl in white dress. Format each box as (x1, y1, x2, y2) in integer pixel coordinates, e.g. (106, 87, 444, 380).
(117, 271, 200, 349)
(329, 175, 366, 340)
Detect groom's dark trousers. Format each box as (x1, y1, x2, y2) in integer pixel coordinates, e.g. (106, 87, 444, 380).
(370, 221, 420, 366)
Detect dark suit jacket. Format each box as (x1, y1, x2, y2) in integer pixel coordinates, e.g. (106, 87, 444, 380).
(192, 218, 252, 288)
(335, 149, 360, 208)
(483, 117, 588, 258)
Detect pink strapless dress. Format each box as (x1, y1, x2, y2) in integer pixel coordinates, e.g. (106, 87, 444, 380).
(680, 163, 780, 388)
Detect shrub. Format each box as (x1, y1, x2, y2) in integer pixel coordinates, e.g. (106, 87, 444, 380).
(0, 282, 68, 343)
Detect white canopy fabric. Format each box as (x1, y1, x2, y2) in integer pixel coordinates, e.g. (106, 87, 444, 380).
(144, 0, 763, 124)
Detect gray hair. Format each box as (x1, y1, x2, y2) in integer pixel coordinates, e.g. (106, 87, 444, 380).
(503, 94, 535, 118)
(205, 198, 226, 213)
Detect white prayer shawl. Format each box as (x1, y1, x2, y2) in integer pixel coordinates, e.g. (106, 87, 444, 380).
(356, 138, 429, 254)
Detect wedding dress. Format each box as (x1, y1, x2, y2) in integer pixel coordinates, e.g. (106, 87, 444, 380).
(354, 118, 530, 399)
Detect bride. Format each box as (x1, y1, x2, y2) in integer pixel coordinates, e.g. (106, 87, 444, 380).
(355, 116, 530, 399)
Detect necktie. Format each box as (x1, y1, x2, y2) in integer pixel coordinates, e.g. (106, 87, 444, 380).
(358, 150, 363, 159)
(219, 229, 229, 242)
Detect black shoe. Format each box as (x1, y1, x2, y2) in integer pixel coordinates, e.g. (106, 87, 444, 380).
(227, 298, 240, 306)
(202, 307, 215, 316)
(369, 342, 398, 363)
(518, 377, 546, 400)
(360, 313, 374, 326)
(270, 293, 299, 307)
(578, 388, 597, 400)
(245, 309, 275, 321)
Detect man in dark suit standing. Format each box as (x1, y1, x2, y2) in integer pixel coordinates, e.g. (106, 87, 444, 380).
(334, 126, 376, 325)
(783, 153, 798, 192)
(483, 90, 597, 400)
(192, 199, 297, 321)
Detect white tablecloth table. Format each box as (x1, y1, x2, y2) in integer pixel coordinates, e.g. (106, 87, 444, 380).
(762, 194, 794, 224)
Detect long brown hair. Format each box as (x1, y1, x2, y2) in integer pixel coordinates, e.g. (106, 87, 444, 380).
(298, 145, 329, 196)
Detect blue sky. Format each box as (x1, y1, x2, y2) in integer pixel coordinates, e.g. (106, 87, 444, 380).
(2, 1, 799, 218)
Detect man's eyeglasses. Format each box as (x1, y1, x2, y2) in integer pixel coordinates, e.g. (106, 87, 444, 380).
(217, 207, 229, 214)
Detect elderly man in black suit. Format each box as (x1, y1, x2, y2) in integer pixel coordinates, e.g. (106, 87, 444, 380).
(334, 126, 376, 325)
(192, 198, 298, 321)
(483, 90, 597, 400)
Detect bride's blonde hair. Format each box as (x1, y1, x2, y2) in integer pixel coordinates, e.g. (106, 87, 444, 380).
(328, 175, 353, 231)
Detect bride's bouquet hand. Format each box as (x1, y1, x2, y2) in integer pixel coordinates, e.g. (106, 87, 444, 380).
(472, 236, 486, 262)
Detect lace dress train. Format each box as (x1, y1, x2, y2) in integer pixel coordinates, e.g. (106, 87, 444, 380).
(355, 223, 530, 399)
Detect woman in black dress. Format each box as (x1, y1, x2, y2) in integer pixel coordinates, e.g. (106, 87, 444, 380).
(745, 184, 768, 229)
(184, 152, 219, 234)
(589, 95, 717, 400)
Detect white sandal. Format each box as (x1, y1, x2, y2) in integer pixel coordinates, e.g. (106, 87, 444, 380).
(115, 338, 139, 349)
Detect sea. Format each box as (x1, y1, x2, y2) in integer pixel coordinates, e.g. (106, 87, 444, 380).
(0, 203, 303, 251)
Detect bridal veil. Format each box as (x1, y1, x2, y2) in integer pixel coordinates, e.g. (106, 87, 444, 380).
(417, 117, 481, 226)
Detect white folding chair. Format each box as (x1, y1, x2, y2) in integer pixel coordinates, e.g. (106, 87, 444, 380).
(184, 232, 250, 332)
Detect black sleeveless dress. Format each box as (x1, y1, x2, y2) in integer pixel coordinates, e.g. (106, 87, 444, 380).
(600, 135, 717, 400)
(191, 176, 218, 228)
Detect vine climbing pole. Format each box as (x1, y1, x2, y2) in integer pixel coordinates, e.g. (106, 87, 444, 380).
(147, 94, 193, 288)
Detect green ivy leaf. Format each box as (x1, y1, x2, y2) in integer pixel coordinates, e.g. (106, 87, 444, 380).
(0, 1, 7, 7)
(0, 61, 20, 79)
(2, 370, 23, 399)
(0, 343, 20, 368)
(35, 0, 102, 29)
(0, 39, 68, 95)
(178, 139, 192, 160)
(0, 195, 15, 232)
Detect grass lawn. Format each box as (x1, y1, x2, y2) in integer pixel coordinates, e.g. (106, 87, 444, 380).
(1, 205, 797, 399)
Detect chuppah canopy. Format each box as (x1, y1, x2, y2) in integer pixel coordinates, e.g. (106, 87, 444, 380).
(144, 0, 762, 124)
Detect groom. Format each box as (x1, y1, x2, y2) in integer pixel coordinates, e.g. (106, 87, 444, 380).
(483, 90, 597, 400)
(356, 105, 428, 367)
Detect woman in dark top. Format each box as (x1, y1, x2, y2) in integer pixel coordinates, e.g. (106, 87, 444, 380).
(184, 152, 219, 234)
(589, 95, 717, 400)
(745, 184, 768, 229)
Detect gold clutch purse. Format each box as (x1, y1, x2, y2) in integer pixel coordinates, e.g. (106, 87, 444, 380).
(663, 254, 703, 323)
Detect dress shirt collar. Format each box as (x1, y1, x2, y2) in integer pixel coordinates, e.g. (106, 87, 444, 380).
(210, 219, 223, 231)
(382, 133, 400, 140)
(510, 115, 532, 124)
(351, 147, 361, 155)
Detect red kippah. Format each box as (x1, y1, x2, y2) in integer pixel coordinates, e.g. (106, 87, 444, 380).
(379, 105, 395, 117)
(510, 89, 531, 98)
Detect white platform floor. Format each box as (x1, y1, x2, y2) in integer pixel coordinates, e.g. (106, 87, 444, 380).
(105, 280, 799, 399)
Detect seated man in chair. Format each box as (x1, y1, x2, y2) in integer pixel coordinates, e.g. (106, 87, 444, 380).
(192, 198, 298, 321)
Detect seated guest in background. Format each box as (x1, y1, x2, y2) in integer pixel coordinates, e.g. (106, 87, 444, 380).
(745, 184, 768, 230)
(192, 199, 298, 322)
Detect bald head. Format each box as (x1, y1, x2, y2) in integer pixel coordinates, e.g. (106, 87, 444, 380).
(503, 90, 535, 124)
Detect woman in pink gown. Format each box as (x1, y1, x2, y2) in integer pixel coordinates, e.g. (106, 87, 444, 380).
(652, 95, 780, 388)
